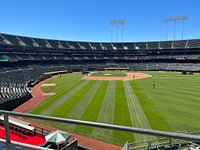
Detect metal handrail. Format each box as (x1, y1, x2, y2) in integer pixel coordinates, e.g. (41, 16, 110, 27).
(0, 110, 200, 149)
(0, 138, 53, 150)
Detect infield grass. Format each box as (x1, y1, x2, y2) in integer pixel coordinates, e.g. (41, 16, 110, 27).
(90, 71, 127, 77)
(30, 71, 200, 146)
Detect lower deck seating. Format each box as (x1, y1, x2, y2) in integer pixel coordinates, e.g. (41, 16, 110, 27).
(128, 62, 200, 72)
(0, 61, 200, 110)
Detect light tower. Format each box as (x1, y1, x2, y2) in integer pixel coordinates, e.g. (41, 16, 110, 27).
(163, 15, 188, 41)
(109, 20, 126, 43)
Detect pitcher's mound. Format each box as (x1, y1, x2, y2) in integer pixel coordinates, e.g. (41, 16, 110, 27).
(83, 73, 151, 81)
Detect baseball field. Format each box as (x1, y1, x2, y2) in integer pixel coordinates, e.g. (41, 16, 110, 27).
(30, 71, 200, 146)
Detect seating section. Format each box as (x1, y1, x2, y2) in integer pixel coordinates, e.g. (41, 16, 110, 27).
(0, 62, 72, 110)
(148, 42, 159, 49)
(47, 39, 60, 49)
(0, 33, 200, 62)
(101, 43, 113, 50)
(1, 34, 20, 45)
(18, 36, 34, 47)
(135, 42, 147, 49)
(79, 42, 92, 50)
(59, 41, 71, 49)
(0, 36, 6, 44)
(0, 82, 29, 103)
(0, 33, 200, 110)
(33, 38, 48, 48)
(174, 40, 187, 48)
(128, 62, 200, 72)
(160, 41, 173, 49)
(0, 33, 200, 51)
(112, 43, 124, 49)
(67, 41, 81, 49)
(123, 43, 135, 50)
(90, 42, 103, 50)
(187, 39, 200, 48)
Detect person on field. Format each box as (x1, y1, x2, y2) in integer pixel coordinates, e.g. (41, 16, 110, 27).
(153, 83, 156, 88)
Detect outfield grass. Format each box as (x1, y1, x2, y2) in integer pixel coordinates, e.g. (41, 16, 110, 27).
(30, 71, 200, 146)
(90, 71, 127, 77)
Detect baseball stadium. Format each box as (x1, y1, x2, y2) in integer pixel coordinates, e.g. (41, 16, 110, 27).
(0, 1, 200, 150)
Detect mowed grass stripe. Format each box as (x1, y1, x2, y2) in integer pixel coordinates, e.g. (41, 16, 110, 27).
(133, 72, 200, 133)
(130, 78, 173, 132)
(29, 71, 200, 145)
(153, 80, 200, 92)
(31, 74, 84, 114)
(46, 73, 80, 84)
(49, 74, 83, 93)
(41, 73, 80, 92)
(51, 80, 96, 118)
(156, 102, 200, 130)
(64, 81, 102, 131)
(42, 73, 82, 93)
(92, 81, 116, 143)
(150, 89, 200, 108)
(113, 81, 134, 145)
(37, 80, 90, 116)
(74, 81, 109, 136)
(123, 81, 154, 142)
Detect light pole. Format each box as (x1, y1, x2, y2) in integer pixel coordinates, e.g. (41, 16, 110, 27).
(163, 15, 188, 41)
(109, 20, 126, 43)
(163, 16, 169, 41)
(181, 15, 188, 40)
(109, 20, 114, 43)
(121, 20, 125, 43)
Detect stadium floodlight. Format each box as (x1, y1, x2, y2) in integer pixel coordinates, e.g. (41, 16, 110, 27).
(163, 15, 188, 41)
(109, 20, 126, 43)
(121, 20, 126, 43)
(109, 20, 114, 43)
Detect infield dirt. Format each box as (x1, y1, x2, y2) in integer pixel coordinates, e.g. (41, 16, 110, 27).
(83, 72, 151, 81)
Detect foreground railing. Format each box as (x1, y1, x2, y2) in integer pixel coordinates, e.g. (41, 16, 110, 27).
(0, 110, 200, 150)
(0, 138, 52, 150)
(128, 131, 200, 150)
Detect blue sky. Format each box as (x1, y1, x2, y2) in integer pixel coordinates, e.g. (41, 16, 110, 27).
(0, 0, 199, 42)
